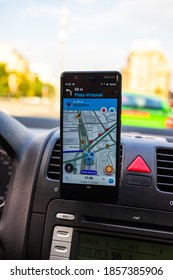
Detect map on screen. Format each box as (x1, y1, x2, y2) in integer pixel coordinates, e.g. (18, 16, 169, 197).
(62, 98, 117, 186)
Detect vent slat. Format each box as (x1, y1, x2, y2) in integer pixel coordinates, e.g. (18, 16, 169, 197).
(158, 183, 173, 187)
(157, 153, 173, 157)
(48, 171, 60, 175)
(157, 159, 173, 164)
(158, 166, 173, 171)
(157, 174, 173, 179)
(156, 148, 173, 193)
(47, 139, 60, 180)
(51, 156, 60, 159)
(49, 163, 59, 167)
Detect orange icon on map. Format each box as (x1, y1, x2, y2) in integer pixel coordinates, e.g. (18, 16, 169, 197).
(104, 165, 114, 175)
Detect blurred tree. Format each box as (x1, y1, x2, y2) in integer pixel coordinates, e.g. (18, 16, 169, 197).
(16, 73, 30, 98)
(29, 75, 55, 98)
(32, 75, 44, 97)
(0, 63, 55, 98)
(0, 63, 9, 96)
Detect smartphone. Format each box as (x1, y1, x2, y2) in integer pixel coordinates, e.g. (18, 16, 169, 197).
(60, 71, 122, 203)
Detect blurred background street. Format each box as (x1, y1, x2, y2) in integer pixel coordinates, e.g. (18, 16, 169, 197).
(0, 97, 59, 117)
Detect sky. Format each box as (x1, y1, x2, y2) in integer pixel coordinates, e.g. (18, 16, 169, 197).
(0, 0, 173, 88)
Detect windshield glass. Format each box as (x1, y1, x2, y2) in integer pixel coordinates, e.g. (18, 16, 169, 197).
(0, 0, 173, 128)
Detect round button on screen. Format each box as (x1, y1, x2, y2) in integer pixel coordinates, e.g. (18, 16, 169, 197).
(65, 163, 74, 173)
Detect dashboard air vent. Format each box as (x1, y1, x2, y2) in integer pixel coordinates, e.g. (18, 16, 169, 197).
(47, 139, 60, 180)
(156, 148, 173, 192)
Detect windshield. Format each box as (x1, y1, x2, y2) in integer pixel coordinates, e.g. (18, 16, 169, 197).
(0, 0, 173, 128)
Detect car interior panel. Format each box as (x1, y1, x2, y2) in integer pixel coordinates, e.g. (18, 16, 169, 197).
(1, 112, 173, 259)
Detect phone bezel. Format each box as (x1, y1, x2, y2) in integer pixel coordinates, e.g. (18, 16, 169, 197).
(60, 71, 122, 203)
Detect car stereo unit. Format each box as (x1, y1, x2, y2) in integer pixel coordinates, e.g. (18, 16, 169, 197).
(41, 199, 173, 260)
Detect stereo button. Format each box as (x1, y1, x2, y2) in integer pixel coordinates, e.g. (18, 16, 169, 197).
(50, 240, 71, 258)
(53, 226, 73, 242)
(56, 213, 76, 221)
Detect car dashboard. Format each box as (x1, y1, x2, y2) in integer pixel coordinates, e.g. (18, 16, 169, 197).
(1, 116, 173, 260)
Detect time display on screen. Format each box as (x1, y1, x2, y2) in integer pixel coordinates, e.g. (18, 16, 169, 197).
(77, 233, 173, 260)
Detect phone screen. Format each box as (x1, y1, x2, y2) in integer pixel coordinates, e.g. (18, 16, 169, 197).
(60, 71, 121, 202)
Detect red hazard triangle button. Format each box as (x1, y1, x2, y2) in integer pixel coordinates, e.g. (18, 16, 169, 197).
(127, 156, 151, 173)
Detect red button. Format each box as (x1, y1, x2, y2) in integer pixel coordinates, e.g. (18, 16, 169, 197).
(127, 156, 151, 173)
